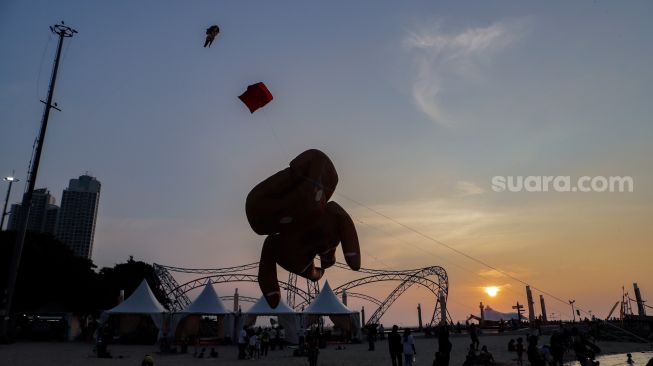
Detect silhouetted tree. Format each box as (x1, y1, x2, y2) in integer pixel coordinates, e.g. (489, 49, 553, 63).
(0, 232, 169, 315)
(96, 256, 169, 310)
(0, 231, 98, 314)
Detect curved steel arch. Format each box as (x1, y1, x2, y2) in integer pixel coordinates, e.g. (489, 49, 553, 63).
(330, 269, 447, 326)
(154, 264, 192, 310)
(154, 261, 449, 326)
(156, 262, 259, 275)
(342, 292, 382, 307)
(175, 274, 311, 305)
(221, 295, 257, 304)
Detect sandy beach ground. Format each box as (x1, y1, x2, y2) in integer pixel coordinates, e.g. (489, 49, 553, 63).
(1, 333, 651, 366)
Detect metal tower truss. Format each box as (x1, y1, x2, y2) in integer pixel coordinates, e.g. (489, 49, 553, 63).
(221, 295, 257, 304)
(307, 278, 320, 301)
(286, 272, 297, 308)
(154, 261, 448, 326)
(154, 264, 191, 310)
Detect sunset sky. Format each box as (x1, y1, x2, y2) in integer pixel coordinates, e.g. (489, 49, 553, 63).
(1, 1, 651, 324)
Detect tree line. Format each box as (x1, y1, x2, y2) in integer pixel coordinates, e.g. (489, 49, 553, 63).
(0, 231, 169, 316)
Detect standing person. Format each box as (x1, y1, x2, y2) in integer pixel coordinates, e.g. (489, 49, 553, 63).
(261, 328, 270, 356)
(279, 325, 286, 349)
(248, 332, 258, 359)
(307, 331, 320, 366)
(272, 327, 280, 350)
(238, 326, 248, 359)
(549, 332, 565, 366)
(527, 335, 544, 366)
(368, 323, 378, 351)
(516, 337, 525, 366)
(571, 328, 600, 366)
(626, 354, 634, 365)
(437, 326, 452, 366)
(379, 324, 385, 340)
(508, 339, 516, 352)
(469, 323, 480, 351)
(388, 325, 403, 366)
(402, 329, 416, 366)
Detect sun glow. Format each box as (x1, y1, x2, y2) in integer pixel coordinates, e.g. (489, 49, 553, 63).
(485, 286, 499, 297)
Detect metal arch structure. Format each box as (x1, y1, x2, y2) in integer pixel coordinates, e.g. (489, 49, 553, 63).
(286, 273, 321, 310)
(162, 273, 312, 311)
(153, 261, 448, 326)
(296, 266, 449, 325)
(345, 292, 382, 307)
(221, 295, 257, 304)
(154, 264, 191, 310)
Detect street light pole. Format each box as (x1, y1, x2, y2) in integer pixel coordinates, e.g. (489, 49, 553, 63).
(569, 300, 576, 323)
(1, 175, 19, 231)
(0, 22, 77, 341)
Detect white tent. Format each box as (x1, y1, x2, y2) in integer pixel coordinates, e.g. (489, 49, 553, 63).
(304, 281, 353, 315)
(106, 279, 166, 314)
(240, 296, 299, 343)
(100, 279, 167, 336)
(171, 280, 230, 341)
(182, 280, 228, 314)
(245, 296, 296, 315)
(303, 281, 361, 340)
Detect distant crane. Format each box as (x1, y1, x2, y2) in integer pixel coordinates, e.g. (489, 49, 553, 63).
(606, 301, 620, 320)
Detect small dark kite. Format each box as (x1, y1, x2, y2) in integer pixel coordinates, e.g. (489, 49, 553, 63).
(204, 25, 220, 48)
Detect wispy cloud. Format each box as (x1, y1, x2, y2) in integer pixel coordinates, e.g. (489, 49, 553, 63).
(456, 180, 485, 197)
(404, 19, 526, 125)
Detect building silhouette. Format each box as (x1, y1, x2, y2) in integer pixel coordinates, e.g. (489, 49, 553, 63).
(55, 175, 101, 259)
(7, 188, 59, 235)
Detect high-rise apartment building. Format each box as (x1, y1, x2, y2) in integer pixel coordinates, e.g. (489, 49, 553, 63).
(7, 188, 59, 235)
(55, 175, 101, 259)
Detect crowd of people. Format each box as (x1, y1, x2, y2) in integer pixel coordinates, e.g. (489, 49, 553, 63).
(504, 328, 603, 366)
(379, 323, 652, 366)
(95, 322, 652, 366)
(238, 325, 286, 360)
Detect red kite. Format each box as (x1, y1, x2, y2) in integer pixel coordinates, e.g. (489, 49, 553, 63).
(238, 82, 273, 113)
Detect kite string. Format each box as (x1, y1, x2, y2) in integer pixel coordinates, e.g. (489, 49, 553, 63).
(266, 146, 647, 341)
(350, 212, 552, 316)
(337, 191, 653, 344)
(260, 109, 289, 160)
(351, 216, 516, 317)
(253, 118, 650, 343)
(297, 171, 627, 318)
(336, 191, 573, 308)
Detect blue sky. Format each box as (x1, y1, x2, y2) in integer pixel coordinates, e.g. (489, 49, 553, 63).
(1, 1, 651, 322)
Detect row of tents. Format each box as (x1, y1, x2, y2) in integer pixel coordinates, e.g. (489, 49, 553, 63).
(101, 279, 362, 343)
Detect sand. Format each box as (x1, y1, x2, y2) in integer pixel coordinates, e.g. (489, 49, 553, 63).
(1, 333, 651, 366)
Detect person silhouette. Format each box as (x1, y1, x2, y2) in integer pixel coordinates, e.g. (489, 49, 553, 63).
(627, 354, 634, 364)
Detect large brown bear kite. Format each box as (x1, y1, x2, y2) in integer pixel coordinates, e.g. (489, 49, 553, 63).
(246, 149, 361, 308)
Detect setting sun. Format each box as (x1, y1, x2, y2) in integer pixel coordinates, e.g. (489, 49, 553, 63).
(485, 286, 499, 297)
